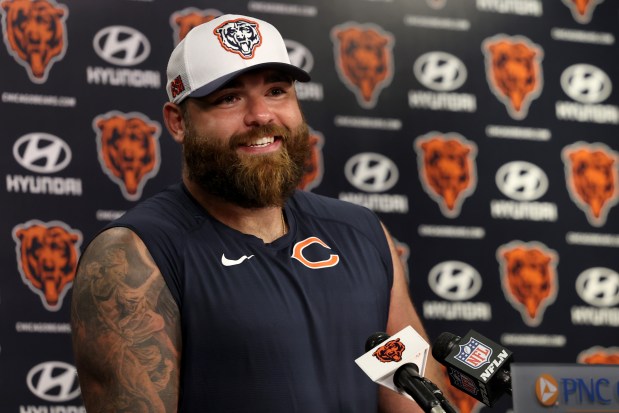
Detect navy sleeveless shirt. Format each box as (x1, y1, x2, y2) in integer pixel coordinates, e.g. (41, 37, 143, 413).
(110, 183, 393, 413)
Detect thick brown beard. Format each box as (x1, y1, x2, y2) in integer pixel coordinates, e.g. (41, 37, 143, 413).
(183, 121, 310, 208)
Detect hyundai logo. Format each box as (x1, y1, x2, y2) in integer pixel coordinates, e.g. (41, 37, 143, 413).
(560, 64, 612, 104)
(27, 361, 81, 402)
(344, 152, 399, 192)
(495, 161, 548, 201)
(428, 261, 482, 301)
(414, 51, 467, 92)
(285, 39, 314, 73)
(93, 25, 151, 66)
(13, 133, 72, 174)
(575, 267, 619, 307)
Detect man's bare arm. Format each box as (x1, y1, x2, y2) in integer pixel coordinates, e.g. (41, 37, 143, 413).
(378, 224, 453, 413)
(71, 227, 181, 413)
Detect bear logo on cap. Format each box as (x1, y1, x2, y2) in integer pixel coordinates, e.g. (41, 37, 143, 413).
(214, 18, 262, 59)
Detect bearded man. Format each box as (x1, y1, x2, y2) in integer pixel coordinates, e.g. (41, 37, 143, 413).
(71, 14, 446, 413)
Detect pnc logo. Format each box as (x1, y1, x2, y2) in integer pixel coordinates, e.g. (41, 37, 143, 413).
(560, 64, 612, 104)
(27, 361, 80, 402)
(482, 34, 544, 120)
(414, 51, 467, 92)
(497, 241, 558, 327)
(331, 22, 394, 109)
(562, 0, 604, 24)
(562, 141, 619, 227)
(495, 161, 548, 202)
(575, 267, 619, 307)
(373, 338, 406, 363)
(13, 133, 71, 174)
(169, 7, 221, 44)
(535, 373, 559, 407)
(0, 0, 68, 83)
(428, 261, 482, 301)
(285, 39, 314, 73)
(93, 111, 161, 201)
(93, 25, 151, 66)
(415, 132, 477, 218)
(291, 237, 340, 269)
(345, 152, 399, 193)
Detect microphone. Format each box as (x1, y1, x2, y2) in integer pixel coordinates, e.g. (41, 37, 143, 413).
(394, 363, 456, 413)
(356, 326, 455, 413)
(432, 330, 513, 407)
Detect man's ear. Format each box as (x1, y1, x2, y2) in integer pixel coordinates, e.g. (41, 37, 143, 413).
(163, 102, 186, 144)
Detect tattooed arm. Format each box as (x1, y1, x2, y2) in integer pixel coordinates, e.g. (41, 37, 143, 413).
(71, 227, 181, 413)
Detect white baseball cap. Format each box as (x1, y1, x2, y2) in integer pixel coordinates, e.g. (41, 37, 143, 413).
(166, 14, 310, 103)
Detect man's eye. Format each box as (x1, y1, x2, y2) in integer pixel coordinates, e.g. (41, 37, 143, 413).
(216, 95, 238, 105)
(269, 87, 286, 96)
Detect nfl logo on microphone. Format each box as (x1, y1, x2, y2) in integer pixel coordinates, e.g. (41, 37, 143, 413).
(455, 338, 492, 369)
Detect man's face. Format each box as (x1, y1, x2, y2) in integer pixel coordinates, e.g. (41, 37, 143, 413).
(181, 69, 310, 208)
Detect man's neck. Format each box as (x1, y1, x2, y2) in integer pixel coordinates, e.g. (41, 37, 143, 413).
(184, 177, 287, 243)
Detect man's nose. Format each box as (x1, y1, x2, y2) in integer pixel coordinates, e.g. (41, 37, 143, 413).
(243, 96, 275, 127)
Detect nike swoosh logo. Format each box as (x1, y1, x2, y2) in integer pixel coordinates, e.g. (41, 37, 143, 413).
(221, 254, 254, 267)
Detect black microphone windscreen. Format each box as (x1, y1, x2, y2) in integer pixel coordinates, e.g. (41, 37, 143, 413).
(431, 332, 460, 361)
(365, 332, 390, 352)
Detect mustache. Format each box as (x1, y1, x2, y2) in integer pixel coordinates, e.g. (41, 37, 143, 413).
(229, 124, 292, 147)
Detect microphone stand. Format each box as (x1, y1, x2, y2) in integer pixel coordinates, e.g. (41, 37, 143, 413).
(421, 377, 457, 413)
(394, 364, 450, 413)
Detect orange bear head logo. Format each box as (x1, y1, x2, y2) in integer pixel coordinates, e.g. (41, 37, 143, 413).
(577, 346, 619, 364)
(93, 112, 161, 201)
(482, 35, 543, 120)
(1, 0, 68, 83)
(297, 129, 324, 192)
(373, 338, 406, 363)
(415, 133, 477, 218)
(169, 7, 221, 44)
(13, 220, 82, 311)
(331, 23, 394, 109)
(562, 142, 618, 227)
(497, 241, 558, 327)
(562, 0, 604, 24)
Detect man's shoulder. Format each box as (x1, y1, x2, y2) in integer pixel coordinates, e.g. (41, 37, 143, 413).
(111, 182, 204, 230)
(292, 190, 366, 212)
(290, 190, 379, 225)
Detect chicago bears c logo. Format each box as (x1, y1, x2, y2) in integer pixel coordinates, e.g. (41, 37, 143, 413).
(497, 241, 558, 327)
(12, 220, 82, 311)
(298, 129, 324, 192)
(214, 17, 261, 59)
(373, 338, 405, 363)
(291, 237, 340, 269)
(331, 22, 394, 109)
(93, 111, 161, 201)
(169, 7, 221, 44)
(562, 0, 604, 24)
(562, 142, 618, 227)
(1, 0, 68, 83)
(482, 34, 543, 120)
(415, 132, 478, 218)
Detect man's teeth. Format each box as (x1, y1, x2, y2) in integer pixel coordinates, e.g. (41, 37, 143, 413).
(246, 136, 275, 147)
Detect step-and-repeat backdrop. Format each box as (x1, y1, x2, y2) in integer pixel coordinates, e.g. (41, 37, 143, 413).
(1, 0, 618, 411)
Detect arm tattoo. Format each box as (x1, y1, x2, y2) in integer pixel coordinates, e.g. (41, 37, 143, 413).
(71, 228, 180, 413)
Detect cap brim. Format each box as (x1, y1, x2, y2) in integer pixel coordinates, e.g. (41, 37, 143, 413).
(188, 63, 311, 100)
